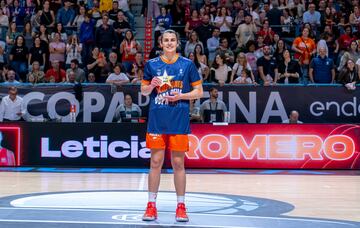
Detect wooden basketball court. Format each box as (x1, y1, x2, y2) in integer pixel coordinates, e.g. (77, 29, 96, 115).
(0, 168, 358, 227)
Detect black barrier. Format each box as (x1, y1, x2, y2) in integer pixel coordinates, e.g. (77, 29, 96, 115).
(0, 84, 359, 123)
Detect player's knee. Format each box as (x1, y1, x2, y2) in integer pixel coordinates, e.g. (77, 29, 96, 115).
(150, 159, 163, 170)
(171, 159, 184, 171)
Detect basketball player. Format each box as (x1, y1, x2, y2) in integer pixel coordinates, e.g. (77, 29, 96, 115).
(0, 131, 15, 166)
(141, 29, 203, 222)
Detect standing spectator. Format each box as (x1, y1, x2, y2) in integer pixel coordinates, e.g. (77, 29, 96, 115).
(282, 110, 303, 124)
(120, 30, 141, 73)
(0, 40, 6, 69)
(256, 45, 278, 85)
(276, 49, 301, 84)
(245, 40, 258, 79)
(338, 59, 360, 90)
(0, 8, 9, 33)
(281, 8, 294, 37)
(28, 36, 46, 71)
(292, 27, 316, 84)
(72, 6, 86, 33)
(87, 46, 107, 83)
(257, 19, 275, 45)
(27, 61, 45, 83)
(235, 14, 257, 50)
(338, 41, 360, 71)
(49, 32, 66, 65)
(184, 9, 202, 36)
(114, 94, 142, 123)
(188, 52, 209, 82)
(302, 3, 321, 36)
(108, 1, 120, 21)
(184, 31, 203, 59)
(37, 24, 50, 45)
(230, 52, 255, 83)
(113, 10, 131, 45)
(149, 35, 162, 59)
(214, 6, 233, 43)
(118, 0, 135, 32)
(9, 35, 29, 82)
(266, 1, 282, 34)
(105, 64, 129, 85)
(349, 6, 360, 33)
(23, 22, 34, 50)
(9, 0, 26, 26)
(95, 14, 116, 59)
(0, 87, 26, 122)
(194, 14, 215, 52)
(5, 22, 21, 56)
(309, 47, 335, 84)
(38, 0, 55, 28)
(128, 52, 144, 84)
(337, 26, 356, 54)
(154, 6, 172, 42)
(45, 60, 66, 82)
(66, 59, 85, 83)
(50, 23, 68, 42)
(79, 13, 95, 63)
(200, 87, 227, 123)
(65, 34, 83, 68)
(273, 39, 287, 65)
(194, 44, 207, 66)
(56, 0, 75, 27)
(102, 52, 119, 77)
(207, 27, 220, 67)
(210, 54, 231, 86)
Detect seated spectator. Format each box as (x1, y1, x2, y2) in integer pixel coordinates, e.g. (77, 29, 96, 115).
(292, 27, 316, 84)
(231, 69, 253, 84)
(194, 44, 207, 66)
(0, 40, 6, 70)
(309, 47, 335, 84)
(338, 41, 360, 71)
(149, 35, 162, 59)
(49, 32, 66, 66)
(45, 60, 66, 83)
(105, 64, 129, 86)
(66, 59, 86, 83)
(276, 50, 301, 84)
(206, 27, 220, 67)
(10, 0, 26, 26)
(282, 110, 303, 124)
(37, 0, 55, 28)
(128, 52, 145, 84)
(0, 8, 9, 30)
(337, 25, 356, 54)
(281, 8, 294, 37)
(338, 59, 360, 90)
(235, 14, 257, 50)
(230, 52, 255, 83)
(65, 71, 76, 84)
(50, 23, 68, 42)
(56, 0, 75, 27)
(120, 30, 141, 73)
(273, 39, 287, 65)
(188, 52, 209, 82)
(184, 31, 204, 59)
(28, 36, 46, 71)
(102, 52, 119, 77)
(215, 37, 234, 65)
(200, 87, 227, 123)
(257, 45, 278, 85)
(87, 46, 107, 83)
(0, 86, 26, 122)
(23, 22, 34, 50)
(66, 34, 83, 68)
(257, 19, 275, 45)
(9, 35, 29, 82)
(114, 94, 142, 122)
(210, 54, 231, 86)
(37, 24, 50, 45)
(190, 99, 201, 122)
(27, 61, 45, 83)
(254, 35, 265, 59)
(6, 22, 21, 52)
(87, 72, 96, 83)
(3, 70, 20, 84)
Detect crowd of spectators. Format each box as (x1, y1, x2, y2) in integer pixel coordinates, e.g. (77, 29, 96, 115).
(0, 0, 358, 88)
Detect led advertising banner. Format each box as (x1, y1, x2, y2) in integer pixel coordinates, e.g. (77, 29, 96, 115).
(1, 123, 359, 169)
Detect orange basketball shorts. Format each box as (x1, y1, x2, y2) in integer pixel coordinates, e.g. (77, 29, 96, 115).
(146, 133, 189, 152)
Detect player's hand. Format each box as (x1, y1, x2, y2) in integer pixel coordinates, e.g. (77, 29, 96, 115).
(163, 91, 182, 102)
(151, 77, 162, 88)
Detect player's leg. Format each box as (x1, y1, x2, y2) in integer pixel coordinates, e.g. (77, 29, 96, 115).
(171, 151, 189, 222)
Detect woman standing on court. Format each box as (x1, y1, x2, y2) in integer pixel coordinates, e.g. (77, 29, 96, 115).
(141, 29, 203, 222)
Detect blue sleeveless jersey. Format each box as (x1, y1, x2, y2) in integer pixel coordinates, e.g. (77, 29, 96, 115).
(142, 55, 202, 134)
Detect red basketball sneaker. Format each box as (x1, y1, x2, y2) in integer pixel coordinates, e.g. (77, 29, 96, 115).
(142, 202, 157, 221)
(175, 203, 189, 222)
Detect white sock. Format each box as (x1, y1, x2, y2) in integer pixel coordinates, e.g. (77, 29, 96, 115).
(177, 195, 185, 204)
(148, 192, 157, 203)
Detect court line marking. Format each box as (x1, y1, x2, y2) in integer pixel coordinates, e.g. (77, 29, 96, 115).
(0, 219, 257, 228)
(138, 173, 146, 190)
(0, 207, 357, 225)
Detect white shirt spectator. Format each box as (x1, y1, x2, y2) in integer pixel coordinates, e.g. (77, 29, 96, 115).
(0, 95, 26, 121)
(106, 72, 130, 83)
